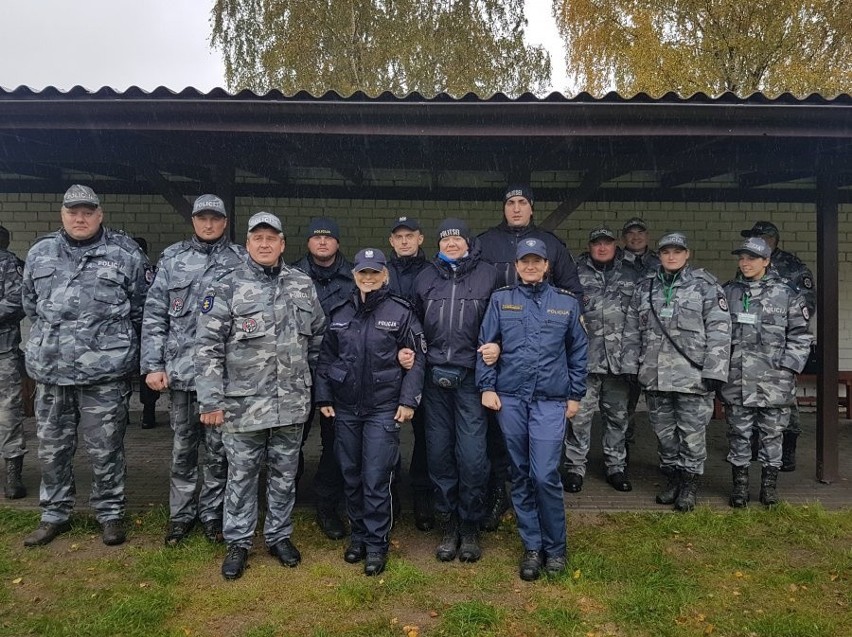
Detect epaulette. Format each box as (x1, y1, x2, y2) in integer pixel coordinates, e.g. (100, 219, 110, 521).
(553, 287, 578, 297)
(495, 285, 513, 292)
(388, 293, 413, 309)
(30, 230, 61, 247)
(692, 268, 720, 284)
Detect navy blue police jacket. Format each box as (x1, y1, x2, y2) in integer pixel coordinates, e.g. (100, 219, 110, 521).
(477, 221, 583, 297)
(387, 250, 428, 302)
(315, 287, 426, 415)
(291, 252, 356, 317)
(412, 241, 500, 370)
(476, 282, 588, 402)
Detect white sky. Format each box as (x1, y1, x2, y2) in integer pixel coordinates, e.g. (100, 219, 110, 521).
(0, 0, 569, 94)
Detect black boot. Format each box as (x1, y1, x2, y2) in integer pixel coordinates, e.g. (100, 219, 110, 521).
(781, 432, 798, 472)
(435, 512, 459, 562)
(655, 467, 680, 505)
(316, 507, 346, 540)
(759, 465, 780, 506)
(729, 465, 749, 508)
(481, 483, 510, 532)
(458, 521, 482, 563)
(412, 490, 434, 532)
(4, 456, 26, 499)
(674, 472, 699, 512)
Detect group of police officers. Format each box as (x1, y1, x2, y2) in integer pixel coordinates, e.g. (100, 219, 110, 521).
(0, 183, 815, 582)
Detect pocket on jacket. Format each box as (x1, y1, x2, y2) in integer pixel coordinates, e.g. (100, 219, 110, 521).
(93, 269, 126, 305)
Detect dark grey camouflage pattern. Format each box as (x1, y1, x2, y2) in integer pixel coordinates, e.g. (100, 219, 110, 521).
(168, 390, 227, 523)
(620, 248, 660, 276)
(771, 248, 815, 314)
(0, 248, 25, 460)
(195, 258, 326, 433)
(720, 272, 812, 407)
(222, 425, 303, 548)
(726, 405, 788, 468)
(140, 235, 246, 390)
(563, 374, 631, 476)
(36, 381, 131, 523)
(645, 391, 714, 474)
(22, 228, 150, 385)
(721, 271, 811, 468)
(622, 265, 731, 393)
(576, 250, 639, 375)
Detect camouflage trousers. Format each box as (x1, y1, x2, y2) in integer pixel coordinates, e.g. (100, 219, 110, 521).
(726, 404, 788, 469)
(0, 352, 25, 459)
(35, 380, 130, 524)
(168, 390, 227, 524)
(645, 391, 713, 475)
(785, 402, 801, 435)
(221, 423, 303, 549)
(562, 374, 630, 477)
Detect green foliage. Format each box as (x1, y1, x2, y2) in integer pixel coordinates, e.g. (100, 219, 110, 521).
(210, 0, 551, 96)
(553, 0, 852, 96)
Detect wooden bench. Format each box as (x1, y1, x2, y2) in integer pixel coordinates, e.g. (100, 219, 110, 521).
(712, 372, 852, 420)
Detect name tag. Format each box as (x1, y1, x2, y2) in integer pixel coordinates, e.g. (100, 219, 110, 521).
(736, 313, 757, 325)
(659, 307, 674, 319)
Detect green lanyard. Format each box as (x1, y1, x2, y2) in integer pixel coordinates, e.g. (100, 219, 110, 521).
(742, 291, 750, 312)
(658, 271, 679, 306)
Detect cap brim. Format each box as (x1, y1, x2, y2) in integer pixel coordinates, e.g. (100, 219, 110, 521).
(193, 209, 227, 217)
(64, 200, 99, 208)
(353, 264, 385, 273)
(248, 223, 282, 233)
(732, 248, 766, 257)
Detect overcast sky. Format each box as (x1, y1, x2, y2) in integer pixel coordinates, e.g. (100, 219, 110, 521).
(0, 0, 568, 93)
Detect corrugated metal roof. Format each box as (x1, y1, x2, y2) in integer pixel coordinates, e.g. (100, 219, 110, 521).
(1, 85, 851, 105)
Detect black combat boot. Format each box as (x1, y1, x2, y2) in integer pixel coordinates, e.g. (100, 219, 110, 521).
(435, 512, 459, 562)
(412, 490, 434, 532)
(655, 467, 680, 505)
(458, 521, 482, 563)
(674, 472, 699, 512)
(780, 432, 798, 472)
(316, 507, 346, 540)
(5, 456, 26, 499)
(481, 483, 510, 532)
(729, 465, 749, 508)
(759, 466, 780, 506)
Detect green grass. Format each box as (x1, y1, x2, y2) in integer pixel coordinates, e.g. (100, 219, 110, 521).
(0, 505, 849, 637)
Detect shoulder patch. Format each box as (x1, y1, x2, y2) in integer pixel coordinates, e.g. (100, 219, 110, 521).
(200, 295, 215, 313)
(802, 276, 813, 289)
(145, 266, 156, 285)
(718, 297, 729, 312)
(802, 304, 810, 322)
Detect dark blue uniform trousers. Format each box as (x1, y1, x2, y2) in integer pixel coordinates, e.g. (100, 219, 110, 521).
(334, 408, 400, 554)
(423, 372, 489, 524)
(496, 395, 567, 559)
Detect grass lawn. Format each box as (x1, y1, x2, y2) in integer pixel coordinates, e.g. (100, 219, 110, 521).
(0, 505, 849, 637)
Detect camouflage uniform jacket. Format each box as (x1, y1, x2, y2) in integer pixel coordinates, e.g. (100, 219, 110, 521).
(620, 248, 660, 277)
(622, 265, 731, 394)
(195, 257, 326, 433)
(140, 235, 246, 391)
(770, 248, 815, 314)
(291, 252, 356, 317)
(720, 271, 812, 407)
(22, 227, 150, 385)
(0, 248, 24, 355)
(577, 250, 639, 375)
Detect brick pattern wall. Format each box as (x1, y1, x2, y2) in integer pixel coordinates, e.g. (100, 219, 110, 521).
(1, 191, 847, 372)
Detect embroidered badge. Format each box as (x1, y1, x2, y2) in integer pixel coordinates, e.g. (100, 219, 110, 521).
(200, 295, 215, 313)
(242, 318, 258, 333)
(171, 298, 184, 313)
(802, 305, 810, 321)
(501, 304, 522, 311)
(803, 276, 813, 289)
(718, 297, 729, 311)
(145, 267, 155, 284)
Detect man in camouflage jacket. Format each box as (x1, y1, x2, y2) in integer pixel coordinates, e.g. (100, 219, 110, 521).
(561, 227, 639, 494)
(22, 185, 151, 547)
(0, 225, 26, 499)
(196, 212, 326, 581)
(622, 232, 731, 512)
(141, 194, 245, 546)
(722, 237, 812, 507)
